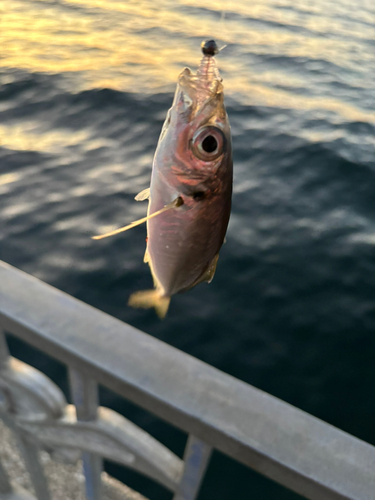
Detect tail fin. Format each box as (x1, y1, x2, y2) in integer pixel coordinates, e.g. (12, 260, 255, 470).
(128, 289, 171, 319)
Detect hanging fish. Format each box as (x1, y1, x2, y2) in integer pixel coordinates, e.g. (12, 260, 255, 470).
(93, 40, 233, 318)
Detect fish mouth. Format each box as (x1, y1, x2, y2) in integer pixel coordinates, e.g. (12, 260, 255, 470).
(180, 66, 223, 99)
(174, 61, 224, 118)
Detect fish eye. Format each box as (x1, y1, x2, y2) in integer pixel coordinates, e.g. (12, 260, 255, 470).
(192, 127, 225, 161)
(202, 135, 217, 153)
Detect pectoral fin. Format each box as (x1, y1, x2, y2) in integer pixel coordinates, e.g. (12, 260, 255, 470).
(135, 188, 150, 201)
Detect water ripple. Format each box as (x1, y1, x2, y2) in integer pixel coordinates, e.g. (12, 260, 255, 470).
(1, 1, 375, 498)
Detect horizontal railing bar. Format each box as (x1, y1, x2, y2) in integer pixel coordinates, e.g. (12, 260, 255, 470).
(0, 260, 374, 500)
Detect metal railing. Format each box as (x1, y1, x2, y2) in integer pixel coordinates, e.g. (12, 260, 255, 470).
(0, 259, 374, 500)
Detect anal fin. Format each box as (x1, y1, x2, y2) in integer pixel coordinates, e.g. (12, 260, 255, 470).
(179, 253, 220, 293)
(202, 253, 219, 284)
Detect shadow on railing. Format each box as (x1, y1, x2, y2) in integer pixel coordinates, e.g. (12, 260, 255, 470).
(0, 260, 374, 500)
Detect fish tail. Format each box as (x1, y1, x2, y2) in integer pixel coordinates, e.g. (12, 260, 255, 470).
(128, 289, 171, 319)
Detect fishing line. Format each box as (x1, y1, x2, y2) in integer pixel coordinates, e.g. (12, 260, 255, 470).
(218, 9, 227, 52)
(92, 197, 183, 240)
(217, 4, 230, 53)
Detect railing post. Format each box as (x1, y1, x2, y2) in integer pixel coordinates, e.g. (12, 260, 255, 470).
(173, 435, 212, 500)
(69, 367, 102, 500)
(16, 434, 52, 500)
(0, 328, 9, 367)
(0, 327, 52, 500)
(0, 457, 12, 495)
(0, 348, 18, 497)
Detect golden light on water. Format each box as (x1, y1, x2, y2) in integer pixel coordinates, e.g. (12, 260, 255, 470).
(0, 0, 374, 152)
(0, 172, 20, 186)
(0, 123, 90, 153)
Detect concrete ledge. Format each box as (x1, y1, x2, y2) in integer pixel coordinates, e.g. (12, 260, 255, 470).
(0, 420, 148, 500)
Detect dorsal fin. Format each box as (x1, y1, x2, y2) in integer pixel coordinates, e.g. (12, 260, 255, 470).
(143, 248, 149, 263)
(135, 188, 150, 201)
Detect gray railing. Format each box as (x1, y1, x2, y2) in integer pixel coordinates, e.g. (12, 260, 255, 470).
(0, 259, 374, 500)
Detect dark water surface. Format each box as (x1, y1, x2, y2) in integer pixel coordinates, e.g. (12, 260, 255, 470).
(1, 0, 375, 498)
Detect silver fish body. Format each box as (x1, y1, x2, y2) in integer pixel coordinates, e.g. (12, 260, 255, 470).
(129, 43, 233, 317)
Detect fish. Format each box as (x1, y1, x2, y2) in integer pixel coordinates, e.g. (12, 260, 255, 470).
(93, 40, 233, 318)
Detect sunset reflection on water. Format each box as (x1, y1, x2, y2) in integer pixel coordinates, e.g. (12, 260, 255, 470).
(1, 0, 373, 110)
(0, 0, 374, 164)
